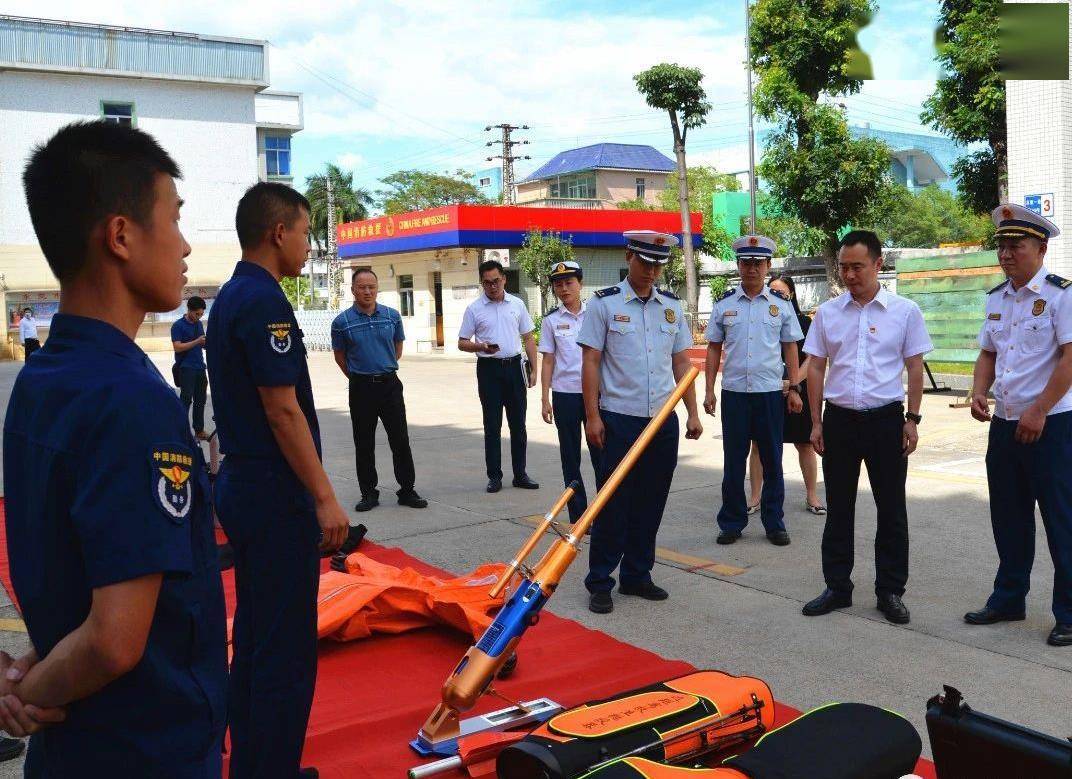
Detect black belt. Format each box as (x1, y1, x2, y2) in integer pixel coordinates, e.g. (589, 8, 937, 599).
(350, 371, 396, 383)
(825, 400, 904, 419)
(478, 355, 522, 363)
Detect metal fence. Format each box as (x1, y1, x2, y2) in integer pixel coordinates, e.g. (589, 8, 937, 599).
(295, 309, 338, 352)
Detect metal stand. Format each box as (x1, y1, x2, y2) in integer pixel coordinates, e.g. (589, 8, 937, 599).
(922, 361, 952, 394)
(410, 697, 561, 758)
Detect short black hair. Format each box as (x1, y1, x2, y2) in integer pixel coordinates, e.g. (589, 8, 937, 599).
(352, 268, 378, 281)
(187, 296, 206, 311)
(838, 230, 882, 260)
(479, 259, 505, 278)
(235, 182, 311, 250)
(22, 308, 32, 315)
(22, 120, 182, 282)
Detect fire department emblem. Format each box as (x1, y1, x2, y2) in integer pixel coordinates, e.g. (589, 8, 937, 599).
(749, 236, 759, 247)
(769, 305, 779, 317)
(665, 308, 676, 324)
(386, 216, 396, 237)
(654, 237, 666, 246)
(268, 322, 292, 353)
(152, 447, 193, 521)
(556, 263, 567, 273)
(1002, 206, 1013, 220)
(1033, 299, 1046, 316)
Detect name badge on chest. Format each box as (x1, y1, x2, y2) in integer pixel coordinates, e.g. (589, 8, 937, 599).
(613, 314, 631, 323)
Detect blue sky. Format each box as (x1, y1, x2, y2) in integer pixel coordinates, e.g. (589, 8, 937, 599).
(13, 1, 944, 203)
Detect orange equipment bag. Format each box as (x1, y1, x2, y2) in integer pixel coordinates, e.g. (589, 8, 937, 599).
(495, 670, 775, 779)
(316, 552, 509, 642)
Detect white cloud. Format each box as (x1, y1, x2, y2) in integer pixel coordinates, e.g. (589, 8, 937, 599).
(336, 152, 365, 171)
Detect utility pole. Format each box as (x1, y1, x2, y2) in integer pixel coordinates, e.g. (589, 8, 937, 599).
(486, 124, 531, 204)
(745, 0, 757, 233)
(326, 170, 340, 309)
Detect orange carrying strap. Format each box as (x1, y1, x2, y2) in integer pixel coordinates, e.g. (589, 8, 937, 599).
(587, 757, 748, 778)
(316, 553, 509, 642)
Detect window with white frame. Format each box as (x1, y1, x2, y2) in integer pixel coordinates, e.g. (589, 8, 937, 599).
(265, 136, 292, 177)
(479, 177, 491, 187)
(399, 275, 414, 317)
(549, 174, 596, 200)
(101, 102, 134, 126)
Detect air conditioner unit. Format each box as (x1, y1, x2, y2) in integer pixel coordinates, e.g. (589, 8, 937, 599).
(483, 249, 511, 267)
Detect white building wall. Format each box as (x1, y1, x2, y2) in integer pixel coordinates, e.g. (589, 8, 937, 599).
(0, 70, 258, 295)
(1006, 0, 1072, 275)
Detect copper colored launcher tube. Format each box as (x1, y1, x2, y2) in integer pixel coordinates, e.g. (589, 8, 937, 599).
(570, 366, 700, 540)
(488, 482, 578, 599)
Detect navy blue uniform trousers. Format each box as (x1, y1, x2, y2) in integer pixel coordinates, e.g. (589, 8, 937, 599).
(717, 389, 786, 533)
(476, 356, 528, 481)
(986, 411, 1072, 623)
(585, 410, 678, 594)
(215, 458, 320, 778)
(551, 391, 605, 522)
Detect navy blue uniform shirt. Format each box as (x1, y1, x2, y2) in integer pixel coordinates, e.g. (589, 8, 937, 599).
(171, 315, 206, 370)
(330, 304, 405, 374)
(207, 261, 321, 460)
(2, 314, 227, 774)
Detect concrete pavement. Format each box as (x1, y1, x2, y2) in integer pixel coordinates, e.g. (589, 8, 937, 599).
(0, 350, 1067, 772)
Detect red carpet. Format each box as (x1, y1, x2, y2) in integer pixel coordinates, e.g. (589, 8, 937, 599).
(0, 502, 935, 778)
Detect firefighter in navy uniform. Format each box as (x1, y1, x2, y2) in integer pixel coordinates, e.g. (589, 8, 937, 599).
(966, 203, 1072, 647)
(208, 182, 349, 778)
(577, 231, 703, 615)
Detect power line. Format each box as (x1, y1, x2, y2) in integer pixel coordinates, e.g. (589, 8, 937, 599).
(486, 124, 531, 204)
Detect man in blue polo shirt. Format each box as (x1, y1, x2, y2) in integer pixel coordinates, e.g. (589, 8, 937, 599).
(171, 295, 209, 438)
(3, 121, 226, 774)
(332, 269, 427, 512)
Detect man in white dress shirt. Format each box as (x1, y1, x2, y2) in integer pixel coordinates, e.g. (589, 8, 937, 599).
(801, 230, 932, 624)
(458, 259, 539, 493)
(18, 308, 40, 360)
(965, 204, 1072, 647)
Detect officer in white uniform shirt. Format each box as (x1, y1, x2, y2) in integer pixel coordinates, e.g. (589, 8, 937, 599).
(540, 260, 604, 524)
(966, 203, 1072, 647)
(801, 229, 932, 625)
(578, 230, 703, 615)
(458, 258, 539, 493)
(19, 307, 40, 359)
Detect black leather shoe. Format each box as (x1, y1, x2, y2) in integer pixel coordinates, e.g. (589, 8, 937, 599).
(589, 592, 613, 614)
(964, 607, 1026, 625)
(299, 769, 319, 778)
(512, 475, 540, 489)
(802, 589, 852, 616)
(717, 530, 741, 545)
(0, 736, 24, 762)
(354, 494, 379, 512)
(1047, 623, 1072, 646)
(766, 530, 791, 546)
(486, 479, 502, 493)
(619, 582, 669, 601)
(877, 593, 910, 624)
(397, 491, 428, 508)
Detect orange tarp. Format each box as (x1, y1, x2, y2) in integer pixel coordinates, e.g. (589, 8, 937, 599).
(316, 552, 509, 642)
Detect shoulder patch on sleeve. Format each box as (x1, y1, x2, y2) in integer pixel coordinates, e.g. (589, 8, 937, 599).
(594, 286, 621, 298)
(717, 286, 737, 302)
(987, 279, 1010, 295)
(267, 321, 293, 353)
(543, 306, 559, 317)
(769, 288, 790, 301)
(150, 443, 196, 523)
(657, 288, 679, 300)
(1046, 273, 1072, 289)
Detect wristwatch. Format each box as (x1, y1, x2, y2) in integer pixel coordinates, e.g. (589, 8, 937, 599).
(787, 383, 803, 395)
(905, 411, 922, 424)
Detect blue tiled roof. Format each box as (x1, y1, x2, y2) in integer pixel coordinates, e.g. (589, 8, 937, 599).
(522, 143, 675, 183)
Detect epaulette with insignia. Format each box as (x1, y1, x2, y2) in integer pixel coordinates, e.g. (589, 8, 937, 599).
(543, 306, 559, 317)
(769, 287, 790, 301)
(657, 288, 679, 300)
(717, 287, 736, 302)
(987, 279, 1009, 295)
(1046, 273, 1072, 289)
(594, 286, 621, 298)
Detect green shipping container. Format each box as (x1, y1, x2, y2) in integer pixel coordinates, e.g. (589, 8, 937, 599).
(896, 250, 1001, 364)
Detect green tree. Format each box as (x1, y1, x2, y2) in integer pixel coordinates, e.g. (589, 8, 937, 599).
(634, 63, 712, 320)
(754, 211, 828, 257)
(659, 166, 740, 263)
(280, 276, 312, 309)
(376, 169, 489, 215)
(872, 185, 990, 248)
(750, 0, 895, 288)
(303, 164, 373, 253)
(514, 230, 575, 310)
(921, 0, 1005, 208)
(615, 197, 654, 211)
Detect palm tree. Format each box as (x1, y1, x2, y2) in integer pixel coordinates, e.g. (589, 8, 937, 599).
(304, 163, 374, 253)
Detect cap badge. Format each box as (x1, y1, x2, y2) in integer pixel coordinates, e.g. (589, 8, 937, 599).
(749, 236, 759, 246)
(555, 263, 566, 273)
(654, 237, 666, 246)
(1002, 206, 1013, 220)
